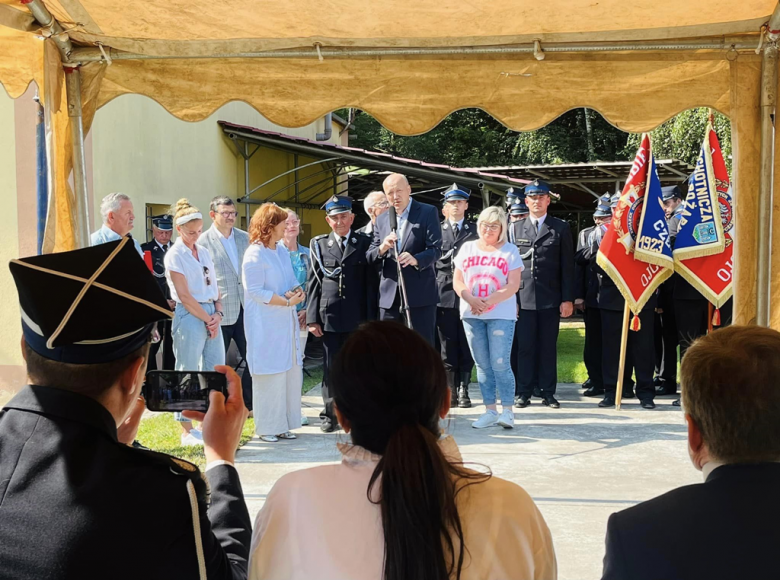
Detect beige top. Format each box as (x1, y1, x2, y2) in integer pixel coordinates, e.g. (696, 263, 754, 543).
(249, 436, 557, 580)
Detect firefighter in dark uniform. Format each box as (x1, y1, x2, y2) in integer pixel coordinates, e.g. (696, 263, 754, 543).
(307, 195, 375, 432)
(141, 214, 176, 372)
(0, 239, 251, 579)
(592, 193, 655, 408)
(506, 197, 530, 395)
(654, 186, 682, 396)
(576, 194, 612, 398)
(511, 179, 575, 409)
(436, 184, 478, 408)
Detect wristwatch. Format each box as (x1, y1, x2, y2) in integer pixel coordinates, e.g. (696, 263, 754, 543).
(215, 310, 224, 317)
(286, 298, 290, 307)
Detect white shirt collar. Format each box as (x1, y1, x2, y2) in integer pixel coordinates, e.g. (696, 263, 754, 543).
(531, 214, 548, 228)
(155, 239, 170, 250)
(450, 218, 464, 230)
(701, 460, 725, 482)
(212, 223, 234, 241)
(333, 230, 352, 245)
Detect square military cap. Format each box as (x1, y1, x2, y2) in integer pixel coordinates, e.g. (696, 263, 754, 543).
(661, 185, 683, 201)
(151, 214, 173, 231)
(510, 201, 529, 216)
(443, 183, 470, 202)
(322, 195, 353, 216)
(525, 179, 551, 196)
(505, 187, 521, 206)
(9, 238, 173, 364)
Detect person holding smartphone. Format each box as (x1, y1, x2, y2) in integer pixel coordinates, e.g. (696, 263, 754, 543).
(243, 203, 306, 442)
(165, 198, 226, 446)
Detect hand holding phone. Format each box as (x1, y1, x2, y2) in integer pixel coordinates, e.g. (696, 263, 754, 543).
(143, 371, 228, 413)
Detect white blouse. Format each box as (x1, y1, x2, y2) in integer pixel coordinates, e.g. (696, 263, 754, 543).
(242, 242, 302, 375)
(164, 238, 219, 303)
(249, 436, 557, 580)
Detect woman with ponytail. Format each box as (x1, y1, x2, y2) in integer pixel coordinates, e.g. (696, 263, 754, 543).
(248, 321, 556, 580)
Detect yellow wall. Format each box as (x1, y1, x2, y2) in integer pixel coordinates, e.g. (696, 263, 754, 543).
(0, 89, 23, 402)
(90, 96, 341, 245)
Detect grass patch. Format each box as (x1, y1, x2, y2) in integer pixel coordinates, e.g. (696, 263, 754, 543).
(137, 364, 322, 469)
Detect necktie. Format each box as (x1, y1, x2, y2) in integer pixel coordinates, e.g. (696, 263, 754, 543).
(342, 238, 347, 253)
(534, 220, 540, 234)
(453, 222, 460, 237)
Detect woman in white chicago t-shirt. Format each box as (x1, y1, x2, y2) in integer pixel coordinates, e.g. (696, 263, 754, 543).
(454, 206, 523, 429)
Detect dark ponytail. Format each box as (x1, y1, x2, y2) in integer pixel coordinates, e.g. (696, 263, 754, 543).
(331, 322, 490, 580)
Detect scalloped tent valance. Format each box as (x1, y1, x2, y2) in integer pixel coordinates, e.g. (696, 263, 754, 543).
(0, 0, 777, 326)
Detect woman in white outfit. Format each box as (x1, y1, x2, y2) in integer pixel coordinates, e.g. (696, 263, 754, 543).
(243, 203, 306, 442)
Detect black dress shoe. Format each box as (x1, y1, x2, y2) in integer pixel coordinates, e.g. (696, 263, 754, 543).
(655, 382, 678, 396)
(584, 386, 605, 397)
(653, 376, 662, 387)
(598, 397, 615, 408)
(457, 385, 472, 409)
(320, 421, 339, 433)
(640, 400, 656, 409)
(542, 396, 560, 409)
(582, 378, 592, 389)
(515, 396, 531, 408)
(672, 398, 681, 406)
(533, 388, 543, 398)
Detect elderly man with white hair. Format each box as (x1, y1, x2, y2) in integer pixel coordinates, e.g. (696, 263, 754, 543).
(90, 192, 143, 257)
(357, 190, 390, 236)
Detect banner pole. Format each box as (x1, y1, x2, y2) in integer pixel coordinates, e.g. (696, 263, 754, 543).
(615, 303, 631, 411)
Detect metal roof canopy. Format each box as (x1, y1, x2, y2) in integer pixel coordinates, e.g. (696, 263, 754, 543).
(219, 121, 534, 211)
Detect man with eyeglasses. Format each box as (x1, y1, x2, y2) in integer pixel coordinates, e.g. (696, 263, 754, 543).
(510, 179, 575, 409)
(199, 196, 253, 410)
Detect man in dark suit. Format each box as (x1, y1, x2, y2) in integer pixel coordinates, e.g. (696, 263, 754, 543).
(141, 215, 176, 372)
(308, 195, 375, 432)
(602, 325, 780, 580)
(367, 173, 442, 345)
(511, 179, 575, 409)
(435, 184, 478, 408)
(0, 239, 251, 580)
(575, 195, 612, 399)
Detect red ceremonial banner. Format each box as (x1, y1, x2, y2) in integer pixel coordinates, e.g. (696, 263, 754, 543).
(674, 127, 734, 308)
(597, 134, 672, 314)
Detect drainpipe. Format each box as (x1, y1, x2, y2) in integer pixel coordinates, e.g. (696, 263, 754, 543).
(316, 113, 332, 141)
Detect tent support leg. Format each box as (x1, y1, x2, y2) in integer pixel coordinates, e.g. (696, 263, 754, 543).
(757, 43, 778, 327)
(65, 66, 91, 248)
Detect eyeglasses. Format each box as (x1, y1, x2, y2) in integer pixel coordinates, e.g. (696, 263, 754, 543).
(217, 211, 238, 218)
(374, 200, 390, 208)
(479, 223, 501, 232)
(203, 266, 211, 286)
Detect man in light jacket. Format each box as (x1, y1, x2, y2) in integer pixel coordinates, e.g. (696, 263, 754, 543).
(199, 196, 252, 409)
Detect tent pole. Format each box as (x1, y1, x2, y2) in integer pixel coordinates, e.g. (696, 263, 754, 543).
(64, 66, 91, 248)
(757, 41, 778, 326)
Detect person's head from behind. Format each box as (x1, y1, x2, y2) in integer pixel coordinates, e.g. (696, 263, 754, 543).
(209, 196, 237, 232)
(101, 193, 135, 236)
(249, 203, 289, 247)
(681, 325, 780, 470)
(477, 206, 508, 246)
(331, 321, 488, 580)
(364, 191, 389, 224)
(170, 198, 203, 247)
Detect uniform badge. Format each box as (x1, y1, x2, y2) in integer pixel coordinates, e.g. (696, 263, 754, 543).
(442, 224, 449, 230)
(351, 238, 357, 244)
(464, 224, 470, 230)
(327, 240, 334, 247)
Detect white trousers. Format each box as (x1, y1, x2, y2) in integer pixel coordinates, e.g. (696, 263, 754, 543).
(253, 365, 302, 436)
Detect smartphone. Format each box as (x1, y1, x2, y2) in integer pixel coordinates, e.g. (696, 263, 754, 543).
(143, 371, 227, 412)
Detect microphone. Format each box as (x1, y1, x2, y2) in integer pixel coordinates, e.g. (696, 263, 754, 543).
(388, 205, 398, 233)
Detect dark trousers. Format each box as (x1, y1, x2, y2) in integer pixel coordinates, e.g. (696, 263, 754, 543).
(654, 309, 678, 383)
(222, 307, 253, 411)
(516, 308, 561, 397)
(601, 308, 655, 401)
(147, 319, 175, 372)
(583, 306, 603, 388)
(380, 295, 437, 346)
(321, 331, 350, 424)
(436, 307, 474, 375)
(675, 299, 709, 360)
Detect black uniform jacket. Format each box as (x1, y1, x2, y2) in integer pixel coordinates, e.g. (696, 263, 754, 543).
(602, 463, 780, 580)
(511, 215, 575, 310)
(307, 230, 375, 333)
(666, 214, 706, 302)
(436, 219, 478, 309)
(575, 225, 600, 309)
(140, 240, 171, 300)
(0, 385, 250, 580)
(366, 199, 442, 309)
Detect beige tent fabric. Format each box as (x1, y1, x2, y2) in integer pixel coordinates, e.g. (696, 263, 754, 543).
(98, 52, 737, 134)
(729, 58, 762, 326)
(0, 25, 42, 99)
(32, 0, 775, 55)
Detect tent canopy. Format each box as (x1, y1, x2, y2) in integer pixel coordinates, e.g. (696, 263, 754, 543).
(0, 0, 778, 328)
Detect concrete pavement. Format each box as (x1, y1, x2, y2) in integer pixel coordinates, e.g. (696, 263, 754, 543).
(236, 382, 696, 580)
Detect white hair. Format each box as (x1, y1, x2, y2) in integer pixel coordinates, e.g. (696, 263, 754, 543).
(477, 205, 509, 244)
(100, 192, 131, 223)
(363, 191, 386, 215)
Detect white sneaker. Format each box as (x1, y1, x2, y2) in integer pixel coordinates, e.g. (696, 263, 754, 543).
(189, 428, 203, 440)
(181, 433, 202, 446)
(497, 409, 514, 429)
(301, 414, 309, 426)
(472, 410, 499, 429)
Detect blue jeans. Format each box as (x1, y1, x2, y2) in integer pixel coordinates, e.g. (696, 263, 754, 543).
(463, 318, 516, 407)
(172, 302, 225, 422)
